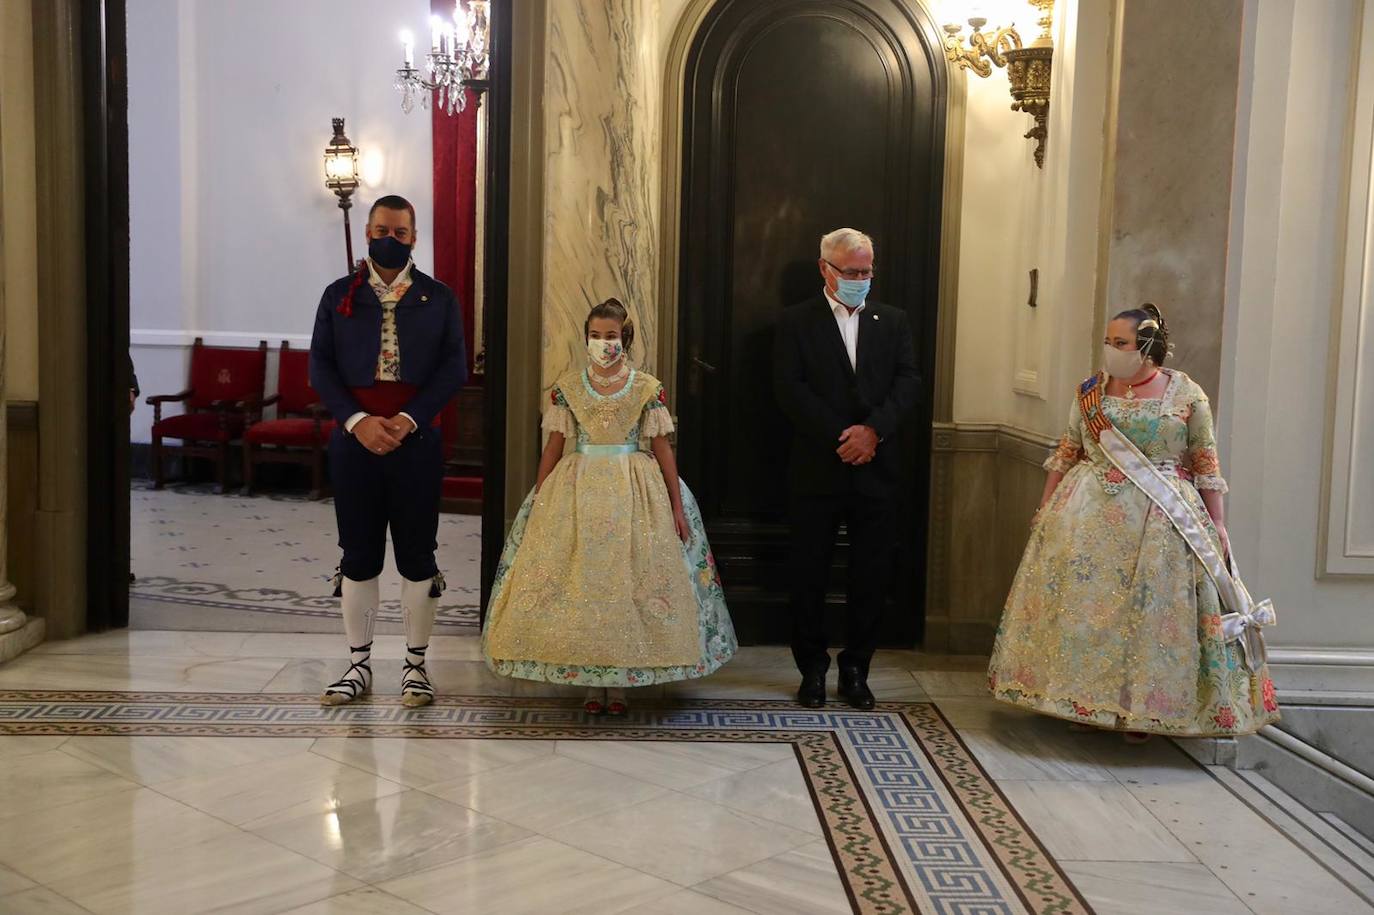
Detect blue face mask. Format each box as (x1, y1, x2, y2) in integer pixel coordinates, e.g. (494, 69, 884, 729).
(369, 235, 412, 270)
(834, 277, 870, 308)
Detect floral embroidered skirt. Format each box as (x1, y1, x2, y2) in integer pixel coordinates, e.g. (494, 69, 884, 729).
(482, 456, 737, 687)
(988, 462, 1279, 736)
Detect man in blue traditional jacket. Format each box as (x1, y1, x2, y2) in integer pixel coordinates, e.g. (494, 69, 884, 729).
(309, 194, 468, 707)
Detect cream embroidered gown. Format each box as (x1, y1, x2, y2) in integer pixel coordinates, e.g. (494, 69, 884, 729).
(988, 370, 1280, 736)
(482, 369, 737, 686)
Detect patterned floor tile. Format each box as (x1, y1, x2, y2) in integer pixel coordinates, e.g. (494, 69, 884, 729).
(130, 484, 479, 632)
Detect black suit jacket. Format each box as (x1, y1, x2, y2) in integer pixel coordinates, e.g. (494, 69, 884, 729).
(773, 294, 921, 498)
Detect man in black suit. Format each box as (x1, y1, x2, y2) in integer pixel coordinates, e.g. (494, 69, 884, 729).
(773, 228, 921, 709)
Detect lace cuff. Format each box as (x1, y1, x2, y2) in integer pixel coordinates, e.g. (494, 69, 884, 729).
(640, 405, 676, 439)
(1193, 474, 1229, 494)
(1043, 436, 1081, 474)
(542, 405, 576, 438)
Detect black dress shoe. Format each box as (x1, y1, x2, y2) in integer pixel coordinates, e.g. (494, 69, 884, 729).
(796, 671, 827, 708)
(838, 667, 876, 710)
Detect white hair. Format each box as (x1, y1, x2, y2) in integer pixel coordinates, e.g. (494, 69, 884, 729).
(819, 228, 874, 261)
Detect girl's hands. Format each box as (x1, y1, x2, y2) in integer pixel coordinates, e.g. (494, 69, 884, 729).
(674, 508, 691, 544)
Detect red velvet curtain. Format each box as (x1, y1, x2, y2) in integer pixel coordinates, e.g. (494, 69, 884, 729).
(430, 0, 481, 464)
(429, 58, 479, 370)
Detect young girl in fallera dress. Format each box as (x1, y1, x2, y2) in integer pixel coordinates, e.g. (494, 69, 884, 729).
(482, 299, 737, 714)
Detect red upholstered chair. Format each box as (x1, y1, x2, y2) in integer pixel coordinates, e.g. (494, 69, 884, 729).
(242, 341, 336, 500)
(438, 376, 484, 515)
(148, 337, 268, 493)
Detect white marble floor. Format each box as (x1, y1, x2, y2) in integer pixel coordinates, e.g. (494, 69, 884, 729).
(0, 633, 1371, 915)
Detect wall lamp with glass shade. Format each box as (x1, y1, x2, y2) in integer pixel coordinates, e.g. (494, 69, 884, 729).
(323, 117, 362, 271)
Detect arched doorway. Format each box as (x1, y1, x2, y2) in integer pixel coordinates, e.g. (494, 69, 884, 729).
(675, 0, 947, 644)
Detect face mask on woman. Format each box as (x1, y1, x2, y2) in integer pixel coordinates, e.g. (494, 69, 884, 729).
(587, 338, 624, 368)
(1102, 343, 1145, 379)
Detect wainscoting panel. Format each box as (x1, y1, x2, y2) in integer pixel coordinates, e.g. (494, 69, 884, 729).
(926, 422, 1055, 654)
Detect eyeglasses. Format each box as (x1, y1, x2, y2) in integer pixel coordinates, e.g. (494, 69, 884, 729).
(824, 260, 876, 280)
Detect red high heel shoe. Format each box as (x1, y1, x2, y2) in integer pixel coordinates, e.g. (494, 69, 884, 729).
(583, 688, 605, 715)
(606, 688, 628, 717)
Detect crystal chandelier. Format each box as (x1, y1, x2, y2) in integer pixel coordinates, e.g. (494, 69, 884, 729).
(395, 1, 490, 116)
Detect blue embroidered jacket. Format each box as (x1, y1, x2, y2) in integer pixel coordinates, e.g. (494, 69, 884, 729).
(308, 266, 468, 427)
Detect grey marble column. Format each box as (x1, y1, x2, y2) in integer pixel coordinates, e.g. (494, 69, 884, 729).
(0, 237, 44, 662)
(0, 55, 19, 637)
(0, 54, 44, 662)
(0, 349, 20, 638)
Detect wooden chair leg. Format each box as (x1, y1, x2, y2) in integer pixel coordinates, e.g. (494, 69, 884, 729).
(310, 444, 325, 501)
(216, 442, 230, 494)
(152, 434, 164, 489)
(241, 442, 255, 496)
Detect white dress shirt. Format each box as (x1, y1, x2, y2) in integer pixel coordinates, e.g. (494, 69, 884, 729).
(825, 289, 866, 371)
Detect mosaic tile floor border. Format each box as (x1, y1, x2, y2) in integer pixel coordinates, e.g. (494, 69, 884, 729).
(0, 693, 1092, 915)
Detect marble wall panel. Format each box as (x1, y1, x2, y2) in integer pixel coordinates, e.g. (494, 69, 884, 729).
(542, 0, 662, 392)
(1106, 0, 1243, 403)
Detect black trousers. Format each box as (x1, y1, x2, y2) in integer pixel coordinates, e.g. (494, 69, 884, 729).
(788, 490, 898, 676)
(329, 425, 443, 583)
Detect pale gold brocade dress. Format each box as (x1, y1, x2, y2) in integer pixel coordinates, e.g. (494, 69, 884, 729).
(482, 369, 737, 686)
(988, 370, 1280, 736)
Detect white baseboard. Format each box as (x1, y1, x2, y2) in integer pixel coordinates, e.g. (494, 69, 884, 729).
(1268, 648, 1374, 700)
(131, 329, 311, 348)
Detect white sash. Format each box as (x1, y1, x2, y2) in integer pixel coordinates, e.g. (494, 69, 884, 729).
(1095, 424, 1276, 672)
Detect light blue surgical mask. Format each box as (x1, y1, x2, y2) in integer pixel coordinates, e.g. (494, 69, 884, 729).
(834, 277, 870, 308)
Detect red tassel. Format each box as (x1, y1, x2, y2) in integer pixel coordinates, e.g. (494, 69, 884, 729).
(336, 261, 368, 318)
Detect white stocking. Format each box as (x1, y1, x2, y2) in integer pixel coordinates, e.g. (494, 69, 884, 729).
(400, 576, 437, 651)
(342, 576, 380, 651)
(321, 576, 378, 705)
(400, 576, 439, 706)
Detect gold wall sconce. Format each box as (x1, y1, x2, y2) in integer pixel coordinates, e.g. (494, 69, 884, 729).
(942, 0, 1055, 167)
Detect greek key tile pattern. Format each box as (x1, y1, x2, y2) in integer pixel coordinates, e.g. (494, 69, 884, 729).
(0, 693, 1090, 914)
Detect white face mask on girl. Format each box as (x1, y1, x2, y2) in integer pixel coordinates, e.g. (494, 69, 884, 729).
(587, 338, 624, 368)
(1102, 343, 1146, 379)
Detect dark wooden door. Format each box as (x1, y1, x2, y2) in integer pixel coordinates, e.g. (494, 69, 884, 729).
(677, 0, 945, 645)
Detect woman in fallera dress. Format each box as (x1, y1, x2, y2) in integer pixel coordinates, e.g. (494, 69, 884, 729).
(482, 298, 737, 714)
(988, 304, 1279, 741)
